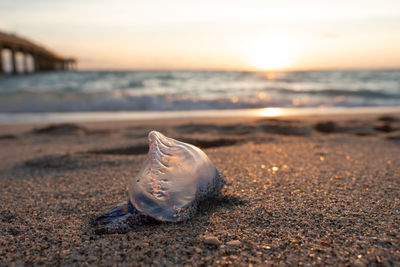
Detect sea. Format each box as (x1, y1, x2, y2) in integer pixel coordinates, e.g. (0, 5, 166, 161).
(0, 70, 399, 123)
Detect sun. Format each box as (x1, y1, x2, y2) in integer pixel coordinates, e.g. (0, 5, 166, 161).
(244, 36, 295, 71)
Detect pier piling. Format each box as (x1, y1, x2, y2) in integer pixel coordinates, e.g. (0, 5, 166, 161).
(0, 31, 76, 75)
(0, 48, 3, 75)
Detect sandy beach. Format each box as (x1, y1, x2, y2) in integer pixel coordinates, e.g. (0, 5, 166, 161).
(0, 113, 399, 266)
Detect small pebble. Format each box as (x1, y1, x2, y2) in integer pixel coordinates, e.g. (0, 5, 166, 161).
(353, 259, 366, 267)
(203, 236, 221, 246)
(226, 240, 241, 246)
(320, 241, 329, 246)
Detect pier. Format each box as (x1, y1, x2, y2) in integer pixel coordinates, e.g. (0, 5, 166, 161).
(0, 31, 76, 75)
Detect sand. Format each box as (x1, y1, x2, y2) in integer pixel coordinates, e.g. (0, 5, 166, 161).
(0, 113, 399, 266)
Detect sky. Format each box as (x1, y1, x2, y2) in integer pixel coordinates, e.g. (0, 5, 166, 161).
(1, 0, 400, 71)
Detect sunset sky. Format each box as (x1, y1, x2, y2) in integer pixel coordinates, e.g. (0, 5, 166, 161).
(1, 0, 400, 71)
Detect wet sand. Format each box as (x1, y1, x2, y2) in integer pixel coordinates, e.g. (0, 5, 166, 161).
(0, 113, 399, 266)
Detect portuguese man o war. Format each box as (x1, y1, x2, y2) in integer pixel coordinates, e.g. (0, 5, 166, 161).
(93, 131, 224, 234)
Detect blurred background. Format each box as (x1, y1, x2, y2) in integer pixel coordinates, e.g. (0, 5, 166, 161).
(0, 0, 399, 120)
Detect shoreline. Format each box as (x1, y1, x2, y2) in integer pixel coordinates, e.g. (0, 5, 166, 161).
(1, 106, 400, 125)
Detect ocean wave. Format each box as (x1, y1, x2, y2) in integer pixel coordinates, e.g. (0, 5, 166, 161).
(274, 88, 400, 98)
(1, 88, 399, 113)
(1, 70, 400, 113)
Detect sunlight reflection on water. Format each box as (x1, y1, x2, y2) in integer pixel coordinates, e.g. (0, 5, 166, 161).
(258, 107, 284, 117)
(1, 106, 400, 124)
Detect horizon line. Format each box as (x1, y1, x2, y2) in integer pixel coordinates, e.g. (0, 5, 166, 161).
(74, 66, 400, 72)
